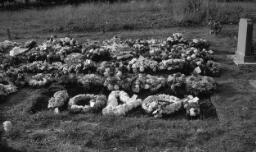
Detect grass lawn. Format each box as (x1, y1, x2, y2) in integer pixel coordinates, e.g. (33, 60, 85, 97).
(0, 0, 256, 41)
(0, 25, 256, 152)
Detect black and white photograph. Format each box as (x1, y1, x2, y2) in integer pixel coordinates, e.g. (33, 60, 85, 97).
(0, 0, 255, 151)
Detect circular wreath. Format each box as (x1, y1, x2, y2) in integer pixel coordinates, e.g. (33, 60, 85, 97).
(69, 94, 107, 113)
(142, 94, 183, 118)
(0, 75, 17, 96)
(28, 73, 52, 87)
(0, 82, 17, 96)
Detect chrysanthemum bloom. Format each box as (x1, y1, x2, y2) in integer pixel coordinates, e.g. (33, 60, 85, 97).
(3, 121, 12, 133)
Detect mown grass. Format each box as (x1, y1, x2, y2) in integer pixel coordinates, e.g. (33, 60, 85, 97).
(2, 109, 222, 152)
(1, 26, 256, 152)
(1, 97, 255, 152)
(0, 0, 255, 40)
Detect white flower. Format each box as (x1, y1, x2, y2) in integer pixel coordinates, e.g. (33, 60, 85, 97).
(102, 90, 142, 116)
(192, 39, 199, 43)
(3, 121, 12, 133)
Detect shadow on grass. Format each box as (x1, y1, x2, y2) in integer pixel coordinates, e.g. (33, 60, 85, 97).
(0, 144, 22, 152)
(0, 129, 23, 152)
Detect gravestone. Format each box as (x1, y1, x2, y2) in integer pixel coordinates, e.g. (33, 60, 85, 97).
(234, 18, 255, 65)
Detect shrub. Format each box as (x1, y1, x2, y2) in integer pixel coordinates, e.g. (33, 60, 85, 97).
(171, 0, 207, 25)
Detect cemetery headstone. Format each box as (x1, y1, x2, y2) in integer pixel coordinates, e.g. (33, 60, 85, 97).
(234, 18, 255, 64)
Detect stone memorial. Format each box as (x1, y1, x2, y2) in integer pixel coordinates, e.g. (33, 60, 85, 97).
(234, 18, 255, 65)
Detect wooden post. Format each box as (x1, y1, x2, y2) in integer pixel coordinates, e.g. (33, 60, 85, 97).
(206, 0, 210, 22)
(7, 28, 12, 40)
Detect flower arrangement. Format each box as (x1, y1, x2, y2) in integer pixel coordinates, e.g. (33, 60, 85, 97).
(5, 67, 22, 80)
(28, 73, 52, 87)
(85, 47, 111, 61)
(196, 48, 214, 61)
(2, 121, 12, 133)
(0, 40, 18, 53)
(61, 63, 82, 74)
(182, 95, 200, 118)
(0, 34, 220, 118)
(81, 59, 97, 73)
(60, 59, 98, 75)
(101, 36, 130, 54)
(166, 33, 185, 45)
(142, 94, 183, 118)
(26, 47, 49, 62)
(0, 73, 17, 95)
(0, 82, 17, 96)
(142, 94, 200, 118)
(132, 40, 149, 55)
(21, 61, 51, 73)
(204, 60, 221, 77)
(32, 36, 81, 63)
(97, 61, 128, 91)
(158, 58, 185, 72)
(111, 47, 135, 61)
(185, 75, 217, 96)
(102, 90, 142, 116)
(104, 75, 122, 91)
(149, 45, 168, 60)
(59, 37, 78, 46)
(64, 53, 85, 65)
(9, 46, 29, 57)
(167, 73, 186, 94)
(69, 94, 107, 113)
(77, 74, 105, 91)
(97, 61, 125, 76)
(127, 56, 158, 73)
(189, 39, 210, 50)
(48, 90, 69, 113)
(131, 74, 166, 93)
